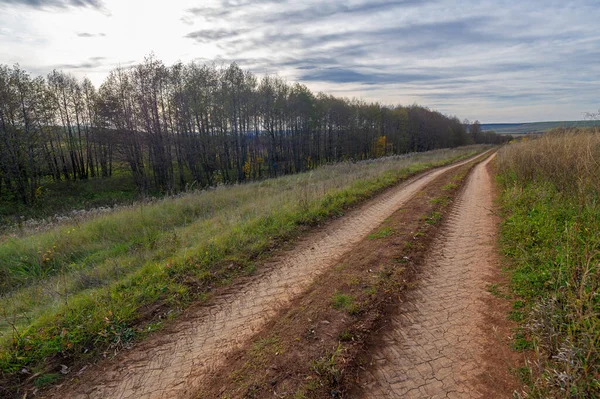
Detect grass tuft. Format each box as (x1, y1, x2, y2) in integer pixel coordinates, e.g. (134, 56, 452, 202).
(367, 227, 395, 239)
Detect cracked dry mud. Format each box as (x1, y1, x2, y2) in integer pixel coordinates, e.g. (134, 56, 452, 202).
(47, 155, 485, 399)
(358, 154, 499, 398)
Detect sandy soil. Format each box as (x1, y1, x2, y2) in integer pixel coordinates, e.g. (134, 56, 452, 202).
(44, 155, 485, 399)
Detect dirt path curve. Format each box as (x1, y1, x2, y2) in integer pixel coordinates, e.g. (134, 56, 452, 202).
(357, 153, 500, 398)
(47, 153, 488, 399)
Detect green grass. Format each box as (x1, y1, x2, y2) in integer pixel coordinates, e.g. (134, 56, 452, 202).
(512, 331, 533, 352)
(331, 292, 354, 310)
(33, 373, 60, 388)
(497, 130, 600, 398)
(428, 195, 451, 206)
(425, 211, 442, 225)
(367, 226, 395, 239)
(0, 146, 486, 390)
(338, 330, 354, 342)
(310, 345, 343, 387)
(441, 182, 458, 191)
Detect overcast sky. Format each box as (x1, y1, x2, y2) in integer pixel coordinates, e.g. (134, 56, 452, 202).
(1, 0, 598, 123)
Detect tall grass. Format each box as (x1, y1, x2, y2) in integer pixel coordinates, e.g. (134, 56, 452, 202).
(0, 146, 485, 390)
(497, 129, 600, 398)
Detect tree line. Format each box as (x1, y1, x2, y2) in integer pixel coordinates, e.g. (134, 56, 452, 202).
(0, 57, 507, 205)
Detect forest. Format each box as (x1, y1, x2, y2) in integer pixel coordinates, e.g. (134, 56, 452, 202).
(0, 56, 506, 206)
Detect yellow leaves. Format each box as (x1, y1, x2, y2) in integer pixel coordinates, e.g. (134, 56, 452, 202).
(374, 136, 387, 158)
(243, 161, 251, 178)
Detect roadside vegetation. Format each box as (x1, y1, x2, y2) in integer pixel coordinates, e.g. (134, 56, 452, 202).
(0, 146, 485, 396)
(497, 128, 600, 398)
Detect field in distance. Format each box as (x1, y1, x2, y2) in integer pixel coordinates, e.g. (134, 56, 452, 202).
(481, 120, 598, 135)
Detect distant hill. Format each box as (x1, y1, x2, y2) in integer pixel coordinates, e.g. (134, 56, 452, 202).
(481, 120, 599, 135)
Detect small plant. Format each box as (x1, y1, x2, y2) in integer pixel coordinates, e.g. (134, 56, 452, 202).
(338, 330, 353, 341)
(508, 310, 524, 322)
(513, 366, 532, 386)
(512, 331, 533, 352)
(331, 291, 361, 315)
(442, 183, 458, 191)
(311, 345, 343, 386)
(331, 292, 354, 311)
(363, 286, 377, 296)
(368, 226, 394, 239)
(425, 211, 442, 225)
(486, 283, 510, 299)
(34, 373, 60, 388)
(428, 195, 451, 206)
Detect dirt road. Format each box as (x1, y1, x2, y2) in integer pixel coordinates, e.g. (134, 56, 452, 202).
(356, 154, 502, 398)
(45, 154, 487, 399)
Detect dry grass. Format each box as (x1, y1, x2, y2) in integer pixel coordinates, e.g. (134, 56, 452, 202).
(500, 129, 600, 195)
(497, 128, 600, 398)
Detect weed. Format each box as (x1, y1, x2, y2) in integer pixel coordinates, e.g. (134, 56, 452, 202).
(508, 310, 524, 322)
(442, 183, 458, 191)
(311, 345, 343, 386)
(512, 300, 525, 309)
(512, 332, 533, 352)
(33, 373, 60, 388)
(428, 195, 451, 206)
(486, 283, 504, 298)
(367, 227, 394, 239)
(331, 292, 354, 311)
(250, 337, 282, 358)
(294, 378, 320, 398)
(338, 330, 353, 342)
(425, 211, 442, 225)
(513, 366, 532, 386)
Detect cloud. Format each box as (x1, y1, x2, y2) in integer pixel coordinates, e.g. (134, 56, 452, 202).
(298, 67, 438, 85)
(54, 56, 106, 70)
(183, 0, 287, 20)
(0, 0, 104, 9)
(260, 0, 431, 25)
(77, 32, 106, 38)
(184, 28, 246, 43)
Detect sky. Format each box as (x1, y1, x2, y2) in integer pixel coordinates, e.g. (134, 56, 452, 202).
(0, 0, 599, 123)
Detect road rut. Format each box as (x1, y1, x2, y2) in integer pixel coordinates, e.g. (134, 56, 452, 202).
(357, 154, 499, 398)
(47, 154, 487, 399)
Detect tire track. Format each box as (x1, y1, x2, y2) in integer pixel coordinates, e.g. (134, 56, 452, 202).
(47, 153, 488, 399)
(357, 154, 499, 398)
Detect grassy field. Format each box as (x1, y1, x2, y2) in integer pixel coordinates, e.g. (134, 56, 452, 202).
(0, 146, 486, 393)
(482, 120, 598, 135)
(496, 129, 600, 398)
